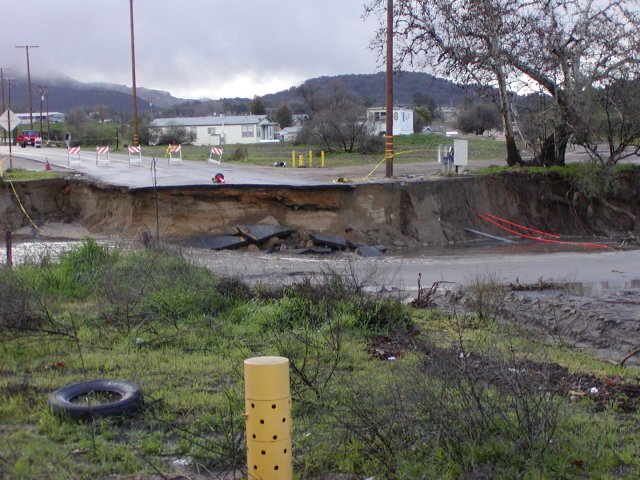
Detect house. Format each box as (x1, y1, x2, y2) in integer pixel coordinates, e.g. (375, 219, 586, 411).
(17, 112, 65, 124)
(149, 114, 278, 145)
(277, 126, 302, 142)
(437, 106, 458, 123)
(366, 107, 414, 136)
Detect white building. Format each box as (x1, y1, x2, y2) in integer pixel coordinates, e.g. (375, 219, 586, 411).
(149, 115, 278, 145)
(366, 107, 414, 136)
(17, 112, 65, 124)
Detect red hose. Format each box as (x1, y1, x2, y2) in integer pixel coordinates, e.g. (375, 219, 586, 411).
(479, 214, 609, 249)
(482, 213, 560, 238)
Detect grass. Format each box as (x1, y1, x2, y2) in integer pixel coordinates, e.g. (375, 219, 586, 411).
(1, 241, 638, 479)
(1, 168, 60, 181)
(104, 133, 513, 168)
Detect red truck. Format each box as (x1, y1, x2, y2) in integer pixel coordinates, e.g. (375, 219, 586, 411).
(16, 130, 42, 147)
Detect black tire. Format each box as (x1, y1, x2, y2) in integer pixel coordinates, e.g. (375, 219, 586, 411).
(49, 379, 143, 420)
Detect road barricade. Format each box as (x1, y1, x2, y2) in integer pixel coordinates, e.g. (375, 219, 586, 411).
(128, 145, 142, 164)
(208, 146, 224, 165)
(96, 146, 110, 166)
(68, 146, 81, 166)
(167, 145, 182, 165)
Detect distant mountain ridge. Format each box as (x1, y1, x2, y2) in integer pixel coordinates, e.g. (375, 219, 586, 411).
(4, 71, 470, 117)
(263, 71, 468, 109)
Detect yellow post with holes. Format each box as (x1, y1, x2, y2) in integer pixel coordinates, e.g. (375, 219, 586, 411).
(308, 150, 313, 168)
(244, 356, 292, 480)
(298, 155, 304, 167)
(320, 151, 325, 168)
(291, 150, 296, 168)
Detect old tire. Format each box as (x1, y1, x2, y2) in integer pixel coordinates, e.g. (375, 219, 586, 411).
(49, 379, 143, 420)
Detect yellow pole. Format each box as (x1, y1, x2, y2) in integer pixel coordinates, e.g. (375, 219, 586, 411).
(298, 155, 304, 167)
(320, 151, 325, 168)
(244, 356, 292, 480)
(308, 150, 313, 168)
(291, 150, 296, 168)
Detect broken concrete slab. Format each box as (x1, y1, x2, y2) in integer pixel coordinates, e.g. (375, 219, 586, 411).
(353, 245, 384, 257)
(236, 224, 295, 244)
(309, 233, 349, 250)
(207, 235, 250, 251)
(274, 246, 334, 255)
(347, 240, 388, 256)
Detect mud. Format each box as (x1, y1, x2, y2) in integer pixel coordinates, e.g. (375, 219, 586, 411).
(1, 171, 639, 368)
(1, 170, 639, 245)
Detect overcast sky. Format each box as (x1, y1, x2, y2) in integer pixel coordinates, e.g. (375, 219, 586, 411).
(2, 1, 383, 100)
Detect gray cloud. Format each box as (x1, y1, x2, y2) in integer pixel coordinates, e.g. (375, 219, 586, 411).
(3, 1, 382, 99)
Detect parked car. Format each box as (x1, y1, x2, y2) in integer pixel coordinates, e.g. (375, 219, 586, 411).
(16, 130, 42, 147)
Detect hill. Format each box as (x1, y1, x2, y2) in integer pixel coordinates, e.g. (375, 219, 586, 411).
(263, 71, 469, 110)
(3, 71, 470, 118)
(5, 72, 186, 116)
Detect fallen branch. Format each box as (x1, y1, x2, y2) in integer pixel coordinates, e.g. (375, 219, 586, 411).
(619, 347, 640, 368)
(411, 274, 442, 308)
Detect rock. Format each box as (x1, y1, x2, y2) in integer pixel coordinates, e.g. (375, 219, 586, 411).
(257, 215, 281, 227)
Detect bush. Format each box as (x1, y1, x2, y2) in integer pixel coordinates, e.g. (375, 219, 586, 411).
(230, 145, 249, 161)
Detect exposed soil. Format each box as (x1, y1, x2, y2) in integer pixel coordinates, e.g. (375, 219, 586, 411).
(2, 171, 639, 394)
(366, 321, 640, 414)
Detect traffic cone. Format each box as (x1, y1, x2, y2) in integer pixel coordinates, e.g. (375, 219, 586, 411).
(45, 159, 52, 171)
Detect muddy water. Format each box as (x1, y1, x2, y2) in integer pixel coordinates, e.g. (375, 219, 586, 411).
(3, 237, 637, 290)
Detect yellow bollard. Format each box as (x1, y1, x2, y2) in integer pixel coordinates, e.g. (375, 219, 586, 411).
(244, 356, 292, 480)
(320, 151, 325, 168)
(308, 150, 313, 168)
(298, 155, 304, 167)
(291, 150, 296, 168)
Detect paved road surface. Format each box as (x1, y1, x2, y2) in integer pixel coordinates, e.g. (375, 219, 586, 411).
(0, 145, 445, 188)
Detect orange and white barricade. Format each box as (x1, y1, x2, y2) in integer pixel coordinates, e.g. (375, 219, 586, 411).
(166, 144, 182, 165)
(208, 146, 224, 165)
(67, 146, 81, 166)
(95, 145, 110, 165)
(128, 145, 142, 164)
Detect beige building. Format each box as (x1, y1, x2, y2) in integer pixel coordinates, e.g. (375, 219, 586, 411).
(149, 115, 278, 146)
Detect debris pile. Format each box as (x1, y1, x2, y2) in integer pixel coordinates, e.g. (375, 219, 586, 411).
(181, 221, 388, 257)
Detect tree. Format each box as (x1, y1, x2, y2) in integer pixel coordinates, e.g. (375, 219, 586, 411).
(297, 81, 322, 117)
(250, 95, 266, 115)
(90, 103, 113, 123)
(457, 103, 501, 135)
(300, 82, 374, 153)
(65, 107, 89, 132)
(151, 124, 196, 145)
(412, 92, 437, 116)
(413, 106, 431, 133)
(366, 0, 526, 166)
(365, 0, 640, 167)
(275, 102, 293, 128)
(506, 0, 640, 166)
(572, 78, 640, 166)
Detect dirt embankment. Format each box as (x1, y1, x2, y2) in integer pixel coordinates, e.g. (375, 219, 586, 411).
(1, 171, 639, 244)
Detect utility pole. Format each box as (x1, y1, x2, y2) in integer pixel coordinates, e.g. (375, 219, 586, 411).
(44, 86, 50, 140)
(385, 0, 394, 178)
(37, 85, 45, 136)
(15, 45, 39, 129)
(129, 0, 139, 146)
(6, 77, 14, 167)
(1, 67, 9, 145)
(148, 96, 157, 118)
